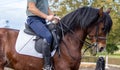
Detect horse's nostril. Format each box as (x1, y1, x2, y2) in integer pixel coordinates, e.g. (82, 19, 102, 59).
(101, 47, 104, 49)
(99, 47, 104, 52)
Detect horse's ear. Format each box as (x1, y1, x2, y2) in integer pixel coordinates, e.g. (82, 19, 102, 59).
(106, 8, 111, 14)
(99, 7, 103, 17)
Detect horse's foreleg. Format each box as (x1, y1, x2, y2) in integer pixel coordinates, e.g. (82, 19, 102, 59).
(0, 54, 6, 70)
(0, 67, 4, 70)
(0, 61, 4, 70)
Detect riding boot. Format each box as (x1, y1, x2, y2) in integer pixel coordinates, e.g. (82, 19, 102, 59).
(42, 39, 52, 70)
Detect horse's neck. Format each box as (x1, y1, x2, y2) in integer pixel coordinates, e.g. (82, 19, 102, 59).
(60, 29, 87, 59)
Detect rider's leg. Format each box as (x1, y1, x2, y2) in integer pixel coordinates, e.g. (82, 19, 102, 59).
(42, 39, 52, 69)
(27, 16, 52, 70)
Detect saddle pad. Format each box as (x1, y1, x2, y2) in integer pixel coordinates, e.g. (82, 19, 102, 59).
(15, 26, 56, 58)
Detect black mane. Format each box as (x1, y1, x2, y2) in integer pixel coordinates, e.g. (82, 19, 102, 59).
(60, 6, 99, 30)
(59, 6, 112, 33)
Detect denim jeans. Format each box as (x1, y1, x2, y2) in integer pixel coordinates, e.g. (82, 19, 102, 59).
(27, 16, 52, 44)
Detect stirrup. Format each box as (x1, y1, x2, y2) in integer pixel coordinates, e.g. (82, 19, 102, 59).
(42, 65, 52, 70)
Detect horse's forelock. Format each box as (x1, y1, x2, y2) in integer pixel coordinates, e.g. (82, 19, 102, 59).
(103, 13, 112, 33)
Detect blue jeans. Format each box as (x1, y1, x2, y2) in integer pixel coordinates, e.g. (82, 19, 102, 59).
(27, 16, 52, 44)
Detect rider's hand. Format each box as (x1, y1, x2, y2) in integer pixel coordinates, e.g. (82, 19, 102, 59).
(52, 16, 60, 24)
(46, 15, 54, 21)
(54, 16, 61, 20)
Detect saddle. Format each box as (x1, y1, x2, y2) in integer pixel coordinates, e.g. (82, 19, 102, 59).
(24, 23, 60, 53)
(24, 23, 35, 35)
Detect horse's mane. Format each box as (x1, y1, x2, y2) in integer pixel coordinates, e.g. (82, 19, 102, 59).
(60, 6, 99, 30)
(59, 6, 112, 33)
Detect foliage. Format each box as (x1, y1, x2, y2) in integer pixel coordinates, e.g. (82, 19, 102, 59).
(106, 44, 119, 54)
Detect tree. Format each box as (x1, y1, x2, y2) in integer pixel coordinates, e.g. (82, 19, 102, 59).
(106, 44, 119, 54)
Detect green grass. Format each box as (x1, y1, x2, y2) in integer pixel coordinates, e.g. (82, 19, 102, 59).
(108, 53, 120, 58)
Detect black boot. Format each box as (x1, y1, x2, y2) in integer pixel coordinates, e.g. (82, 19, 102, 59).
(42, 39, 52, 70)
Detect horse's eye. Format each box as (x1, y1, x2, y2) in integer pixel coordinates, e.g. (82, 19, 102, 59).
(102, 27, 107, 34)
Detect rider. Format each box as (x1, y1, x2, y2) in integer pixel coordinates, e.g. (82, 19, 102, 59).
(26, 0, 59, 70)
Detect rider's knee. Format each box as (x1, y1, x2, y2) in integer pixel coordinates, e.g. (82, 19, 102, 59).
(45, 32, 52, 43)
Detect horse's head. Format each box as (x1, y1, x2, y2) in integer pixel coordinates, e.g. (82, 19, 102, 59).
(58, 6, 112, 55)
(87, 7, 112, 53)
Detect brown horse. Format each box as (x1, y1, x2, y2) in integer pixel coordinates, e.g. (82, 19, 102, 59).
(0, 7, 112, 70)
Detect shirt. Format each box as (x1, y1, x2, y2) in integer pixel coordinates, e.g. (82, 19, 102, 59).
(26, 0, 48, 16)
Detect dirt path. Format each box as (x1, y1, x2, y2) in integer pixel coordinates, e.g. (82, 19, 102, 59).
(79, 62, 120, 70)
(79, 66, 120, 70)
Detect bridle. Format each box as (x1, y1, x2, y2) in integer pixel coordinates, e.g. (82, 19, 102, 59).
(87, 17, 107, 53)
(58, 16, 107, 59)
